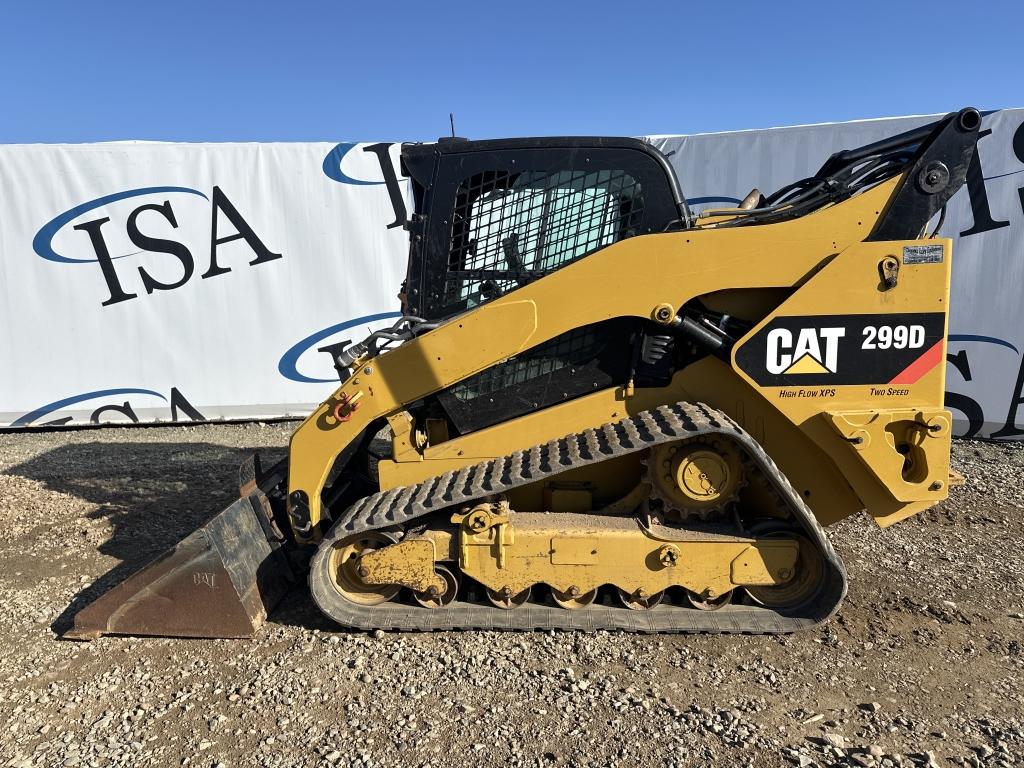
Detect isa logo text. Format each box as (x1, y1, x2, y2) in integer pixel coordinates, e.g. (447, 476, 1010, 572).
(33, 186, 282, 308)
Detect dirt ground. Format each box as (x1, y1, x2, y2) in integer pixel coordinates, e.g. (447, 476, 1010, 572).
(0, 423, 1022, 768)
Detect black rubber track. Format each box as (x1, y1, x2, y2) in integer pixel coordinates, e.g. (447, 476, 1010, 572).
(309, 402, 847, 633)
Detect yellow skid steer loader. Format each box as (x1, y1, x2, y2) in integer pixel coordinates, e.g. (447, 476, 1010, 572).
(68, 108, 981, 638)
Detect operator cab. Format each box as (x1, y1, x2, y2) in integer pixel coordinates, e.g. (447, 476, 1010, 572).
(396, 137, 692, 321)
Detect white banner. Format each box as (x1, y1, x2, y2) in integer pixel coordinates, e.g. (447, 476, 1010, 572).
(2, 111, 1022, 438)
(0, 141, 409, 426)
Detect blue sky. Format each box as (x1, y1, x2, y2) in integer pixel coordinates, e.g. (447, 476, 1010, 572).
(1, 1, 1020, 144)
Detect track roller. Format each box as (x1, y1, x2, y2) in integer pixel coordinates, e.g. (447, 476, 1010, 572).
(551, 587, 598, 610)
(617, 588, 665, 610)
(486, 585, 532, 609)
(412, 565, 460, 608)
(683, 589, 733, 611)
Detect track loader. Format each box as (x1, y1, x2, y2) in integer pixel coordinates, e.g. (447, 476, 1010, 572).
(68, 108, 981, 638)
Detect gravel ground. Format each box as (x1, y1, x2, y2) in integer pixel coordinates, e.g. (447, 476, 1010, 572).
(0, 423, 1022, 768)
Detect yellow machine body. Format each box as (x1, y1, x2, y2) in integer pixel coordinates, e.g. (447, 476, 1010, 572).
(287, 178, 952, 536)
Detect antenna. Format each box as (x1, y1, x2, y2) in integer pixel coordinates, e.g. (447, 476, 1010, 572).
(449, 112, 456, 138)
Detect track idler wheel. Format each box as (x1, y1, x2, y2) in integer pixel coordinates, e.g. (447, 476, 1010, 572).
(744, 522, 824, 610)
(486, 585, 532, 609)
(412, 565, 460, 609)
(617, 588, 664, 611)
(328, 531, 401, 606)
(551, 586, 598, 610)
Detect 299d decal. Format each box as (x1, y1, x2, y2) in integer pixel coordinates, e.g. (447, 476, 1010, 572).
(735, 313, 946, 387)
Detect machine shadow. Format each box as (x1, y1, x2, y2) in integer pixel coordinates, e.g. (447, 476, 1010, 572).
(1, 439, 315, 636)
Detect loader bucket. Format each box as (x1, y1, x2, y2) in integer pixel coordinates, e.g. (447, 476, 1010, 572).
(65, 455, 294, 640)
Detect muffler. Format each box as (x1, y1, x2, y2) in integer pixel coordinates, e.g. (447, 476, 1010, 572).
(65, 455, 295, 640)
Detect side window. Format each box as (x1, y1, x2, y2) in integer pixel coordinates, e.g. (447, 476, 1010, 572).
(445, 169, 645, 308)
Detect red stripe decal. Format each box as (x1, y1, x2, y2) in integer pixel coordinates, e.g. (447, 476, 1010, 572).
(888, 339, 945, 385)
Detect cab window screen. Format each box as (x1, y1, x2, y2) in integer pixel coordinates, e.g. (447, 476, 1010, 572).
(446, 169, 644, 307)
